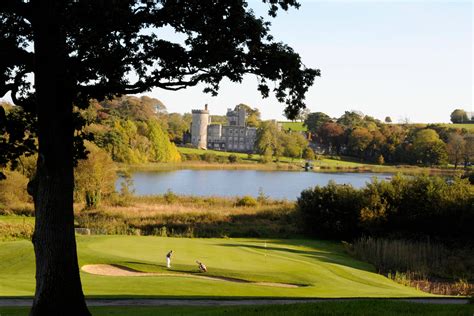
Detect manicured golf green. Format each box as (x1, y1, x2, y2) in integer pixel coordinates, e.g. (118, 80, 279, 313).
(0, 236, 433, 298)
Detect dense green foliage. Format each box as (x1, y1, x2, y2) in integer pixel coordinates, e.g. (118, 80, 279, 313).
(450, 109, 471, 124)
(74, 142, 117, 209)
(298, 175, 474, 241)
(0, 103, 37, 180)
(255, 121, 309, 161)
(85, 96, 181, 164)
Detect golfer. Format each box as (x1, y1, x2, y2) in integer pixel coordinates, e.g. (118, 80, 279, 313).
(166, 250, 173, 268)
(196, 260, 207, 272)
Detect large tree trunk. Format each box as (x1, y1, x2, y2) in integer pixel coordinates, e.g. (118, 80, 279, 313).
(29, 1, 90, 315)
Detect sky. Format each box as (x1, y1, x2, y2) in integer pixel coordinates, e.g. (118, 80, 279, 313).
(147, 0, 473, 123)
(2, 0, 472, 123)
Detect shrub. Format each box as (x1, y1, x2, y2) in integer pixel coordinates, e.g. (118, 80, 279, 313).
(298, 181, 363, 239)
(302, 147, 316, 160)
(297, 175, 474, 242)
(201, 153, 217, 163)
(0, 222, 34, 241)
(377, 154, 385, 165)
(184, 153, 200, 161)
(228, 154, 239, 163)
(236, 195, 258, 207)
(163, 189, 178, 204)
(257, 187, 269, 204)
(216, 156, 227, 163)
(0, 171, 31, 209)
(74, 141, 117, 209)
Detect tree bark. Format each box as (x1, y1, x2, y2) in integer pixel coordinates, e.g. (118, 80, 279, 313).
(29, 1, 90, 315)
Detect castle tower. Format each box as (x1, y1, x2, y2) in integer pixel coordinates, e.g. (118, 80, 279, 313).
(191, 104, 210, 149)
(237, 106, 246, 127)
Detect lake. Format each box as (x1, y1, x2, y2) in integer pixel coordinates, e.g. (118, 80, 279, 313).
(118, 170, 392, 200)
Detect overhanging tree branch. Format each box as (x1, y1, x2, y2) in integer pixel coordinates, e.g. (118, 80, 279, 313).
(0, 0, 32, 19)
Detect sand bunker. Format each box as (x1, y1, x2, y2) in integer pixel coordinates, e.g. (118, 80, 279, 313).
(82, 264, 300, 288)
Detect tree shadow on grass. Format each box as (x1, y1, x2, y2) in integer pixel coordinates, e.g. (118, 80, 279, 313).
(215, 241, 374, 273)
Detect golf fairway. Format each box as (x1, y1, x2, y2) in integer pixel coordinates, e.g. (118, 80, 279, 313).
(0, 236, 434, 298)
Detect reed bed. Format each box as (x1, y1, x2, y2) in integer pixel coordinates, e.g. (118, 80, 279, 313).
(73, 194, 299, 238)
(347, 237, 474, 296)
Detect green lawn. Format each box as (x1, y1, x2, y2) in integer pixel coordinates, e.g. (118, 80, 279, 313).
(1, 301, 472, 316)
(279, 121, 307, 132)
(0, 236, 434, 298)
(178, 146, 305, 164)
(439, 123, 474, 132)
(0, 215, 34, 225)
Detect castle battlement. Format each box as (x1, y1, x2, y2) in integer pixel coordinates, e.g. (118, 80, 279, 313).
(191, 109, 209, 114)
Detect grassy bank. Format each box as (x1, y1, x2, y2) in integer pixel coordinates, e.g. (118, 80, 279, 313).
(1, 301, 473, 316)
(117, 146, 462, 175)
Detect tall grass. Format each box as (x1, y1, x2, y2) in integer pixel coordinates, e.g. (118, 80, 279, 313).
(72, 193, 299, 238)
(75, 207, 298, 238)
(0, 222, 34, 241)
(347, 237, 474, 295)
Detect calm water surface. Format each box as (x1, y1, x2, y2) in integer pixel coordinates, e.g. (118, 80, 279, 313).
(119, 170, 392, 200)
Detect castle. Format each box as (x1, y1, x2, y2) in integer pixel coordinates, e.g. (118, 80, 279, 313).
(191, 105, 257, 153)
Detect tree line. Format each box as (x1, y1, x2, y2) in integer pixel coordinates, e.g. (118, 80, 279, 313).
(304, 111, 474, 167)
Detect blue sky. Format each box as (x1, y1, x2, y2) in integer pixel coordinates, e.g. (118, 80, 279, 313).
(149, 0, 473, 122)
(2, 0, 472, 123)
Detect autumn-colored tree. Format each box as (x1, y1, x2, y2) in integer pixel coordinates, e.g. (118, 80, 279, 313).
(303, 111, 331, 136)
(74, 141, 117, 208)
(317, 121, 344, 154)
(348, 127, 373, 159)
(302, 147, 316, 160)
(447, 133, 466, 169)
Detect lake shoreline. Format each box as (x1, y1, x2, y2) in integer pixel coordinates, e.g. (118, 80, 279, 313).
(118, 161, 462, 176)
